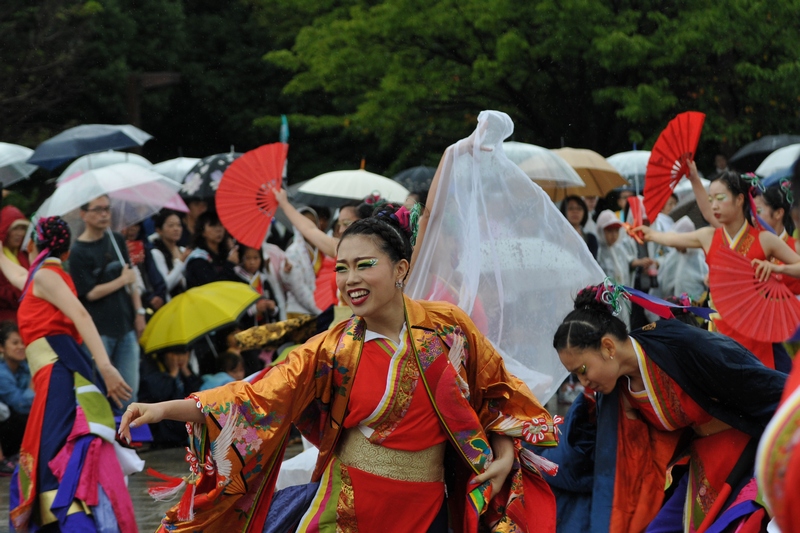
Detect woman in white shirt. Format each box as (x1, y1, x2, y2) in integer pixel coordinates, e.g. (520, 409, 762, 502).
(151, 209, 190, 301)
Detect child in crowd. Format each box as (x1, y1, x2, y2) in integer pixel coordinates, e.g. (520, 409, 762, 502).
(595, 210, 633, 285)
(138, 348, 203, 447)
(657, 216, 709, 300)
(0, 321, 31, 473)
(200, 351, 245, 391)
(234, 245, 282, 326)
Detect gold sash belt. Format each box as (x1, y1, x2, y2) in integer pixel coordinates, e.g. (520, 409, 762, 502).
(335, 428, 445, 483)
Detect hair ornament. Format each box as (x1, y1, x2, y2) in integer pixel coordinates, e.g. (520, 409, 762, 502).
(390, 203, 422, 246)
(593, 278, 630, 317)
(20, 216, 71, 300)
(741, 172, 765, 194)
(780, 179, 794, 205)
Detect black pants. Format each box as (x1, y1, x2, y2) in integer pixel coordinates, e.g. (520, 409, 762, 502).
(0, 410, 28, 457)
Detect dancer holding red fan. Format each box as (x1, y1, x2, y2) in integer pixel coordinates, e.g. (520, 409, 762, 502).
(638, 167, 800, 371)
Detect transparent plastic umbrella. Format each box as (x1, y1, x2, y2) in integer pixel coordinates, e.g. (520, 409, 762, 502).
(57, 150, 152, 183)
(607, 150, 651, 193)
(0, 142, 37, 187)
(36, 163, 187, 238)
(502, 142, 585, 187)
(153, 157, 200, 182)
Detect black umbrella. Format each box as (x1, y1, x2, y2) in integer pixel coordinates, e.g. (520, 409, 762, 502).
(27, 124, 152, 170)
(181, 152, 242, 201)
(729, 134, 800, 173)
(392, 166, 436, 193)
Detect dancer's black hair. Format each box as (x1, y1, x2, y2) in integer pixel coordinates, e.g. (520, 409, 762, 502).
(339, 204, 413, 266)
(552, 285, 629, 351)
(756, 185, 794, 234)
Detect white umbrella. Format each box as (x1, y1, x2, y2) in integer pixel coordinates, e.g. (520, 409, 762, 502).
(0, 142, 38, 187)
(294, 169, 409, 207)
(37, 163, 187, 236)
(755, 143, 800, 177)
(57, 150, 152, 183)
(672, 176, 710, 201)
(607, 150, 651, 192)
(152, 157, 201, 183)
(501, 142, 584, 187)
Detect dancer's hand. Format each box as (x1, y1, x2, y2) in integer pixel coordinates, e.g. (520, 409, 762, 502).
(635, 225, 654, 241)
(686, 159, 700, 183)
(119, 402, 164, 444)
(472, 434, 514, 498)
(98, 362, 132, 408)
(752, 258, 781, 282)
(271, 187, 289, 207)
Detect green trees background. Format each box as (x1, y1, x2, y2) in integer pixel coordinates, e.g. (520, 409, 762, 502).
(2, 0, 799, 196)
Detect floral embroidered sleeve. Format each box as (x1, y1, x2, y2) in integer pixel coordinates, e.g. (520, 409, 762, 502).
(157, 341, 326, 530)
(444, 306, 561, 448)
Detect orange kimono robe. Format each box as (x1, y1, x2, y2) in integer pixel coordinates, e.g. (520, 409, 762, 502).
(155, 296, 559, 532)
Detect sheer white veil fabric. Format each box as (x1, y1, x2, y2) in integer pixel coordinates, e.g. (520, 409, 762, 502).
(406, 111, 604, 402)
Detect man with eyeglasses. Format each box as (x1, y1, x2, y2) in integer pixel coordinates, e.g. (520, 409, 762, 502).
(69, 195, 146, 413)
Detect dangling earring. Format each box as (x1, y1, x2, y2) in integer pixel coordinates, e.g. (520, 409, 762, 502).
(395, 280, 404, 289)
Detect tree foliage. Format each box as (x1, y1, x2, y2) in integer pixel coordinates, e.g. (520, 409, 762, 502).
(258, 0, 800, 173)
(1, 0, 799, 199)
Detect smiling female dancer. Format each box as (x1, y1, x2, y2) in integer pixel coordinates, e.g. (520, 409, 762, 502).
(121, 203, 560, 532)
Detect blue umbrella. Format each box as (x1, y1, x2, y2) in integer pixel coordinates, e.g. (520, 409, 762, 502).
(27, 124, 153, 170)
(762, 168, 793, 188)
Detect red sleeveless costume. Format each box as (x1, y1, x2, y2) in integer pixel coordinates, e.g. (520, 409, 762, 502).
(705, 225, 778, 368)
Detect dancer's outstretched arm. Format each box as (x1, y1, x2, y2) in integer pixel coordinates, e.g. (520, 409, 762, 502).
(273, 188, 338, 257)
(119, 399, 205, 443)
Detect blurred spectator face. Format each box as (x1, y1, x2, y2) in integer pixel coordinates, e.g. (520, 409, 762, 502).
(617, 190, 634, 210)
(242, 247, 262, 274)
(0, 331, 26, 363)
(404, 193, 420, 210)
(335, 206, 358, 238)
(565, 200, 585, 227)
(164, 350, 190, 371)
(157, 213, 183, 244)
(583, 196, 599, 212)
(6, 223, 27, 251)
(603, 226, 621, 246)
(715, 154, 727, 171)
(188, 199, 208, 219)
(302, 211, 317, 225)
(81, 196, 112, 231)
(662, 195, 678, 214)
(202, 221, 225, 246)
(229, 360, 245, 381)
(226, 328, 242, 351)
(122, 224, 141, 241)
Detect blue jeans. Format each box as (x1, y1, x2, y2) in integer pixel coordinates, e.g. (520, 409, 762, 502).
(101, 330, 140, 413)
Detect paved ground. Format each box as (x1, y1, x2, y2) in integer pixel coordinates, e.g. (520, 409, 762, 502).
(0, 443, 303, 532)
(0, 398, 565, 531)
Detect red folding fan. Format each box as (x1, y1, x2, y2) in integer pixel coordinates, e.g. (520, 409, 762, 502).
(216, 143, 289, 249)
(708, 245, 800, 342)
(643, 111, 706, 222)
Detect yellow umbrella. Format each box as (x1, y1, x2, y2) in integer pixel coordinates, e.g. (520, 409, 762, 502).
(139, 281, 260, 354)
(543, 148, 628, 201)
